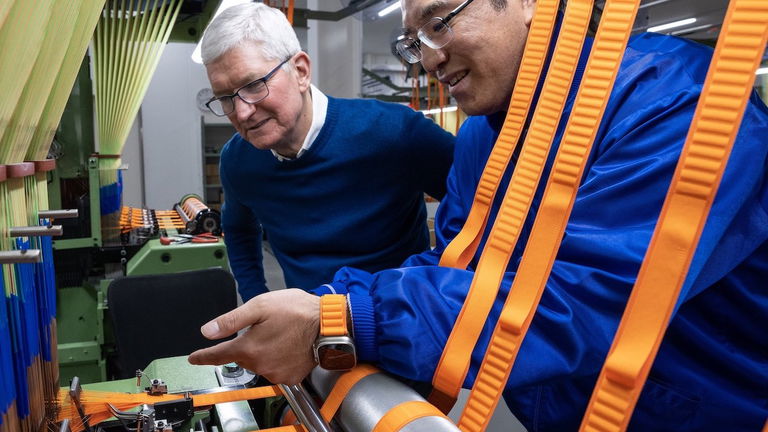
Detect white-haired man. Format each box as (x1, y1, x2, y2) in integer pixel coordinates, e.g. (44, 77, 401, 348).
(201, 3, 455, 301)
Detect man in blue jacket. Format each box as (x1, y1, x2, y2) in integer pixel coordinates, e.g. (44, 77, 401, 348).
(201, 3, 455, 301)
(191, 0, 768, 430)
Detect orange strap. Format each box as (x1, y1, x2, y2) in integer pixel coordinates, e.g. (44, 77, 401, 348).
(251, 426, 306, 432)
(319, 364, 379, 421)
(372, 401, 449, 432)
(429, 0, 594, 412)
(763, 419, 768, 432)
(192, 385, 281, 407)
(456, 1, 640, 430)
(579, 2, 768, 431)
(58, 385, 281, 431)
(320, 294, 348, 336)
(438, 0, 561, 270)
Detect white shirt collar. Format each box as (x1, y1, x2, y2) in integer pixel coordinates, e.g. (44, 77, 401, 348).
(272, 84, 328, 162)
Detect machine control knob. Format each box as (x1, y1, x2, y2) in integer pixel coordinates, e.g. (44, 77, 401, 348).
(221, 362, 244, 378)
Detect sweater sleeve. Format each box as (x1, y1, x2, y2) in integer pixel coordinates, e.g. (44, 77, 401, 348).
(402, 109, 456, 201)
(220, 152, 268, 302)
(399, 117, 481, 267)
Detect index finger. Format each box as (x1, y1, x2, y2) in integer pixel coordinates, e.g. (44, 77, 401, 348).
(200, 299, 264, 340)
(188, 337, 242, 366)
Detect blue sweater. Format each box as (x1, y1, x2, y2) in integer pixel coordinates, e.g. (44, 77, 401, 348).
(321, 34, 768, 430)
(220, 96, 455, 301)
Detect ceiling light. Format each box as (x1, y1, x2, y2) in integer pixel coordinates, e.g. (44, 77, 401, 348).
(191, 0, 251, 64)
(378, 1, 401, 17)
(420, 106, 458, 115)
(647, 17, 697, 33)
(757, 67, 768, 75)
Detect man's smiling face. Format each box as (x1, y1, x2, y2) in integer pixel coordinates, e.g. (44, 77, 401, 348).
(401, 0, 536, 115)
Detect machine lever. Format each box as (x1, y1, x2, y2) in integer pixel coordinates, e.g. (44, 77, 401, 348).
(0, 249, 42, 264)
(279, 383, 333, 432)
(38, 209, 79, 219)
(8, 225, 63, 237)
(69, 377, 94, 432)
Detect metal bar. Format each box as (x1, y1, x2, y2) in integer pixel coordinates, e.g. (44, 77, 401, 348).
(279, 383, 333, 432)
(38, 209, 79, 219)
(362, 68, 427, 93)
(59, 419, 71, 432)
(8, 225, 63, 237)
(69, 377, 94, 432)
(0, 249, 42, 264)
(88, 157, 102, 247)
(299, 0, 385, 21)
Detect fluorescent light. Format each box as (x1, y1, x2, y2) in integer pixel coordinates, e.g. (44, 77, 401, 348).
(647, 17, 697, 33)
(191, 0, 251, 64)
(378, 1, 401, 17)
(757, 67, 768, 75)
(421, 106, 458, 115)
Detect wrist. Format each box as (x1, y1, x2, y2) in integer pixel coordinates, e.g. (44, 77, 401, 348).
(314, 294, 356, 371)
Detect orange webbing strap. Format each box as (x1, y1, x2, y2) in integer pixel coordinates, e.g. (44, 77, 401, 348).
(372, 401, 449, 432)
(456, 1, 640, 430)
(438, 0, 561, 270)
(320, 294, 348, 336)
(191, 385, 281, 407)
(319, 364, 379, 421)
(429, 0, 594, 413)
(579, 3, 768, 431)
(251, 426, 306, 432)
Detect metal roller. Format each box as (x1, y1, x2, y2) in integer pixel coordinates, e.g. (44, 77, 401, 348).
(175, 194, 222, 235)
(309, 368, 461, 432)
(279, 383, 334, 432)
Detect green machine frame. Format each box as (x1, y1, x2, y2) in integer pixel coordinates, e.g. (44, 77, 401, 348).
(52, 56, 230, 385)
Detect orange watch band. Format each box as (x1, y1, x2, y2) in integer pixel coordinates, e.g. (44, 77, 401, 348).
(320, 294, 348, 337)
(580, 1, 768, 430)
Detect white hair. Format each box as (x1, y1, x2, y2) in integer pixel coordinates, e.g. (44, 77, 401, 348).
(200, 2, 301, 65)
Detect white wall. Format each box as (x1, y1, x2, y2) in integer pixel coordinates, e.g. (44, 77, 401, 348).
(121, 116, 143, 207)
(131, 42, 210, 209)
(307, 0, 362, 98)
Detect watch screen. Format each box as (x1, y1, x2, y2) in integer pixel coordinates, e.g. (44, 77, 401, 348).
(318, 344, 356, 370)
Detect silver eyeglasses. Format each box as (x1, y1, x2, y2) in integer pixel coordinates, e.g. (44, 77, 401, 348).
(395, 0, 476, 64)
(206, 57, 291, 116)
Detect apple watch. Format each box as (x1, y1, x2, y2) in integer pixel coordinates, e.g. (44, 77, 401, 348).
(313, 294, 356, 371)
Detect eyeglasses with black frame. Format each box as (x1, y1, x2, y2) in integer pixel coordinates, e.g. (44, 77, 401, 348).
(395, 0, 476, 64)
(206, 57, 291, 116)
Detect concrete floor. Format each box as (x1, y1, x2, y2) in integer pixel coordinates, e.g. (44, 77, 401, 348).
(256, 243, 528, 432)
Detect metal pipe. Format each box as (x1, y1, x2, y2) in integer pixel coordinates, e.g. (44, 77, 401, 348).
(38, 209, 79, 219)
(299, 0, 385, 21)
(309, 368, 461, 432)
(279, 383, 333, 432)
(8, 225, 63, 237)
(0, 249, 42, 264)
(58, 419, 71, 432)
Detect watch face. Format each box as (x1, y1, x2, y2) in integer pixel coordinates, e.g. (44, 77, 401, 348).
(316, 337, 356, 371)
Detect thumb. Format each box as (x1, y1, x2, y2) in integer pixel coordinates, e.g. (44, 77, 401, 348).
(201, 302, 260, 339)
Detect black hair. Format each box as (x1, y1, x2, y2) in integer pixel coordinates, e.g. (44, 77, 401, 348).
(489, 0, 507, 11)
